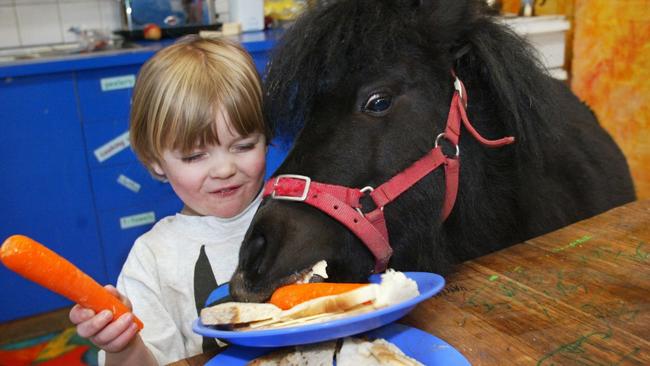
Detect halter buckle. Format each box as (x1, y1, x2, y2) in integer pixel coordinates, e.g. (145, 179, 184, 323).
(271, 174, 311, 201)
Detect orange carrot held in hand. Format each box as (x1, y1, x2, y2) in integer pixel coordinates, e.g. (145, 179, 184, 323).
(0, 235, 143, 330)
(270, 282, 369, 310)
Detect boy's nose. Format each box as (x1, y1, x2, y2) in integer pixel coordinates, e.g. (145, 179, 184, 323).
(209, 157, 236, 179)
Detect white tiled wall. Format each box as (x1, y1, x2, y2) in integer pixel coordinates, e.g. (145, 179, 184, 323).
(215, 0, 230, 22)
(0, 1, 229, 48)
(0, 0, 122, 48)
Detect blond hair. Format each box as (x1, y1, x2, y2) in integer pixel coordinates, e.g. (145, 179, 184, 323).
(130, 35, 268, 177)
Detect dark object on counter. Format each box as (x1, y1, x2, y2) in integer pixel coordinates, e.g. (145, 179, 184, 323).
(229, 0, 636, 303)
(116, 0, 220, 40)
(114, 24, 221, 41)
(119, 0, 216, 30)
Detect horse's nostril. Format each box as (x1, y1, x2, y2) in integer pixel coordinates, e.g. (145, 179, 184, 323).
(247, 235, 268, 275)
(250, 235, 265, 253)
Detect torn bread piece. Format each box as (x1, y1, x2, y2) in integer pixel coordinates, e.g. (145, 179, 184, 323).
(200, 302, 282, 326)
(336, 337, 424, 366)
(374, 269, 419, 308)
(247, 340, 338, 366)
(298, 260, 329, 284)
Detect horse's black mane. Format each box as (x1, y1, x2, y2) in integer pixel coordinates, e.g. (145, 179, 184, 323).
(264, 0, 563, 160)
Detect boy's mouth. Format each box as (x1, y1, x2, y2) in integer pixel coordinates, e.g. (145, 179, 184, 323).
(211, 185, 241, 197)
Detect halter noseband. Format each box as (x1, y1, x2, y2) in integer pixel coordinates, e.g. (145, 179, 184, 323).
(263, 74, 515, 273)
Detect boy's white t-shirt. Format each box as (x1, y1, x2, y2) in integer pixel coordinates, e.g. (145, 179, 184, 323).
(98, 192, 262, 365)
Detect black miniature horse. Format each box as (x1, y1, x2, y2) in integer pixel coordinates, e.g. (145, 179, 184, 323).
(230, 0, 635, 302)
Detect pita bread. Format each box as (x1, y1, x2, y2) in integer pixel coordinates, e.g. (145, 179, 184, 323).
(201, 302, 282, 326)
(247, 340, 337, 366)
(336, 337, 424, 366)
(247, 337, 424, 366)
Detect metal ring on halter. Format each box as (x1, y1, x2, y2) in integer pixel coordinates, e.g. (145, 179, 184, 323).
(435, 133, 460, 157)
(356, 186, 383, 216)
(360, 186, 374, 194)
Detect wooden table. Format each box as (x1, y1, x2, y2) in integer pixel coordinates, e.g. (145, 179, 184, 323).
(172, 200, 649, 365)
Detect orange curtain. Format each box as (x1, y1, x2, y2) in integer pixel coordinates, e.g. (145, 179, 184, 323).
(571, 0, 650, 199)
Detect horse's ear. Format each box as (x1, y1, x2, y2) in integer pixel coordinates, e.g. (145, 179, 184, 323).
(409, 0, 475, 48)
(409, 0, 470, 15)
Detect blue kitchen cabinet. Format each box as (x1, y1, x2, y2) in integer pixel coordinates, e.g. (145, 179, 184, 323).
(75, 64, 183, 285)
(90, 162, 176, 212)
(0, 73, 108, 322)
(83, 117, 139, 169)
(76, 65, 140, 123)
(97, 198, 184, 282)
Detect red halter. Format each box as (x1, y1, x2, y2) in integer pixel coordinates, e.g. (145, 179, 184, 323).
(263, 75, 515, 273)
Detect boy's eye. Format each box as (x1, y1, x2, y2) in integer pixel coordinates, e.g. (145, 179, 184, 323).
(233, 143, 255, 152)
(181, 153, 204, 162)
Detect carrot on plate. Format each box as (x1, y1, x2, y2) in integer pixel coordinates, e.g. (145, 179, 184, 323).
(0, 235, 143, 330)
(269, 282, 369, 310)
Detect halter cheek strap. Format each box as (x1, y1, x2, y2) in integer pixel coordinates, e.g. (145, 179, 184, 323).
(263, 75, 515, 273)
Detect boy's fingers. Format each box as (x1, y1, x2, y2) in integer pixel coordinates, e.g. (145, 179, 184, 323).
(104, 284, 119, 297)
(90, 312, 134, 349)
(69, 305, 95, 324)
(103, 322, 139, 353)
(76, 310, 112, 339)
(103, 284, 132, 308)
(103, 284, 116, 291)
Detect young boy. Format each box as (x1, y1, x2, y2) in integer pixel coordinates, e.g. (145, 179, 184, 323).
(69, 35, 270, 365)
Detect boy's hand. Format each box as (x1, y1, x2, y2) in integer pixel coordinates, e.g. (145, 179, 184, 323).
(69, 285, 140, 353)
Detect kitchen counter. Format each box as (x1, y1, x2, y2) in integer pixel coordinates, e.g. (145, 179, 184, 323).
(0, 30, 281, 78)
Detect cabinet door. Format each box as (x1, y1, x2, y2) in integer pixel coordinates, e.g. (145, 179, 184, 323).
(0, 73, 106, 322)
(98, 198, 183, 282)
(76, 65, 140, 124)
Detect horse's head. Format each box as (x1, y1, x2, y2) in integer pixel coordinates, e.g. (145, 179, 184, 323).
(231, 0, 530, 302)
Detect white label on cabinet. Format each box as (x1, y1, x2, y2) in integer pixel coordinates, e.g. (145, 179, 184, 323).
(120, 211, 156, 229)
(117, 174, 141, 193)
(100, 75, 136, 91)
(94, 131, 130, 163)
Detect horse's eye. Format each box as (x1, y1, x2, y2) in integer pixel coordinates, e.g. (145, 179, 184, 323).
(362, 93, 392, 115)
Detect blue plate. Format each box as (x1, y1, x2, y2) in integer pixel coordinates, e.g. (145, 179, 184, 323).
(193, 272, 445, 348)
(206, 323, 471, 365)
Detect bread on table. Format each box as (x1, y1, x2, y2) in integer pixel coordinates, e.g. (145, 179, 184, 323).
(246, 336, 424, 366)
(247, 341, 337, 366)
(337, 337, 424, 366)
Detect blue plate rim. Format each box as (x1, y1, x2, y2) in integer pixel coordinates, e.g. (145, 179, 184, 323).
(207, 322, 471, 366)
(193, 272, 445, 339)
